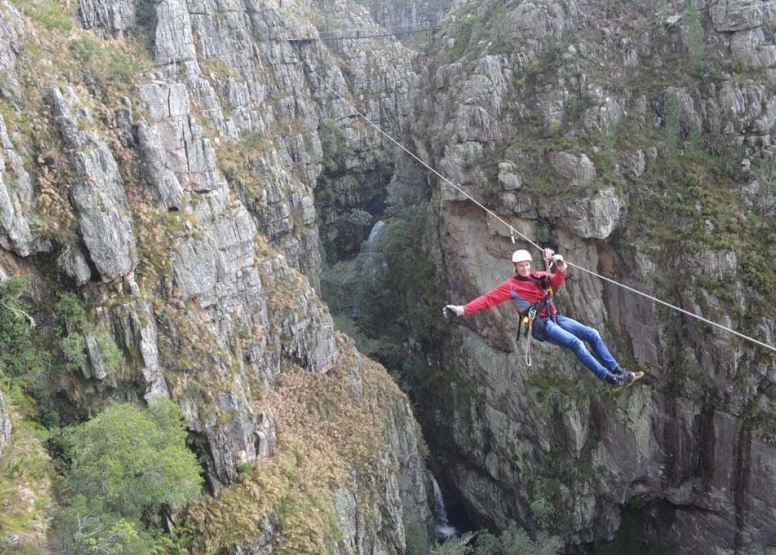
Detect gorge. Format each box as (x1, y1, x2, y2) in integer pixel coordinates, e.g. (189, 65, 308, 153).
(1, 0, 775, 554)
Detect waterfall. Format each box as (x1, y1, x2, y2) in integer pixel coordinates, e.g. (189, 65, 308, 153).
(364, 220, 386, 282)
(431, 475, 457, 540)
(366, 220, 385, 244)
(352, 221, 386, 318)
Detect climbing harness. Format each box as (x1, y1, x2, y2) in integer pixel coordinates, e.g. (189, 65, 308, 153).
(514, 273, 557, 367)
(516, 250, 558, 366)
(293, 46, 776, 357)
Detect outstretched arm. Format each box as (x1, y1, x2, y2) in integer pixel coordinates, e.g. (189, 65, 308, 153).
(463, 280, 513, 314)
(444, 279, 513, 318)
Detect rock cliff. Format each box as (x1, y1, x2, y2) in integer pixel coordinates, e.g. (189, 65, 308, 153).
(0, 0, 429, 552)
(420, 0, 776, 553)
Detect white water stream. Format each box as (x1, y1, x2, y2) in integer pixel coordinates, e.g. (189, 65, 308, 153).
(431, 475, 457, 540)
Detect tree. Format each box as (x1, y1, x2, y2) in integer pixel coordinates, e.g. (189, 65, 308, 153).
(67, 399, 202, 519)
(664, 92, 682, 154)
(49, 495, 156, 555)
(472, 529, 563, 554)
(431, 532, 475, 555)
(55, 292, 123, 377)
(686, 1, 705, 72)
(432, 530, 564, 555)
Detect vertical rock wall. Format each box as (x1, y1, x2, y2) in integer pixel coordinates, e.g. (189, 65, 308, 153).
(420, 0, 776, 553)
(0, 0, 430, 551)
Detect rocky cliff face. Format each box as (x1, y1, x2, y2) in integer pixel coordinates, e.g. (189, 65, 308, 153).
(355, 0, 450, 32)
(308, 0, 418, 258)
(0, 0, 429, 552)
(421, 0, 776, 553)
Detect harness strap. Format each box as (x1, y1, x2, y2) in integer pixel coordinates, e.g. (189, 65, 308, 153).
(514, 273, 559, 363)
(514, 273, 558, 324)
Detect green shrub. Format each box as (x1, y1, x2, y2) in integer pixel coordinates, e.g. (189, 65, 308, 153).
(431, 529, 564, 555)
(69, 35, 150, 96)
(686, 1, 705, 72)
(65, 399, 202, 519)
(11, 0, 74, 32)
(0, 392, 53, 548)
(60, 332, 86, 371)
(55, 293, 123, 376)
(432, 532, 476, 555)
(319, 119, 350, 172)
(0, 276, 40, 378)
(71, 36, 100, 62)
(49, 496, 156, 555)
(56, 293, 86, 329)
(96, 333, 123, 376)
(475, 529, 563, 555)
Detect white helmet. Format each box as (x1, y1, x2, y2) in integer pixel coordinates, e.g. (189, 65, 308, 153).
(511, 249, 532, 264)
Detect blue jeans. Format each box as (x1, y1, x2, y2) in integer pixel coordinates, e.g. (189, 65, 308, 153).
(532, 315, 618, 381)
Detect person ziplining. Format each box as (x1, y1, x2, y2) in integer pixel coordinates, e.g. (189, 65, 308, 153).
(444, 247, 645, 391)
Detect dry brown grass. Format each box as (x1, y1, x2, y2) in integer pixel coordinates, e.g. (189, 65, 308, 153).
(187, 332, 413, 554)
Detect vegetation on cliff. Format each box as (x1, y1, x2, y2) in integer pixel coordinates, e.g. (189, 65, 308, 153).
(188, 333, 426, 554)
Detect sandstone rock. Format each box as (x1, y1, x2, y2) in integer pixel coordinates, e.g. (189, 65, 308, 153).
(77, 0, 136, 37)
(0, 116, 35, 257)
(56, 245, 93, 286)
(439, 142, 488, 201)
(687, 250, 738, 280)
(542, 185, 624, 239)
(711, 0, 766, 32)
(498, 162, 522, 190)
(731, 28, 776, 68)
(562, 399, 589, 459)
(43, 87, 137, 282)
(119, 301, 171, 403)
(69, 143, 138, 282)
(357, 0, 448, 31)
(625, 149, 646, 178)
(154, 0, 197, 66)
(548, 150, 596, 186)
(136, 122, 185, 210)
(0, 4, 22, 75)
(81, 331, 108, 381)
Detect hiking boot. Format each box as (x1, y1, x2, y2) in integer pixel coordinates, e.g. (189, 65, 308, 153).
(615, 371, 635, 391)
(604, 371, 629, 389)
(607, 368, 645, 392)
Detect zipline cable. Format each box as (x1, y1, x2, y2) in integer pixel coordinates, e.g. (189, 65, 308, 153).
(567, 263, 776, 354)
(297, 51, 776, 356)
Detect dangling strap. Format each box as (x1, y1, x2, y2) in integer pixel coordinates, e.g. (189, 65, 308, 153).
(525, 318, 533, 367)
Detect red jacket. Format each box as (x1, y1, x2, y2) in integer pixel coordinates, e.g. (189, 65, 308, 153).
(463, 270, 566, 317)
